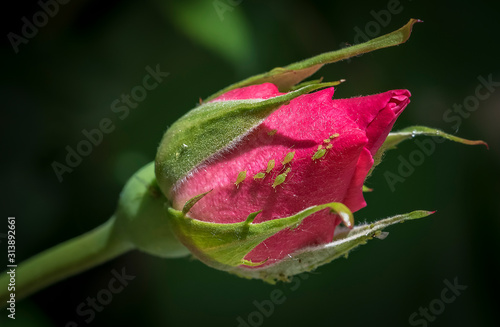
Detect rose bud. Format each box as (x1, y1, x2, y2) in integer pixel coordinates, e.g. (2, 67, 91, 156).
(155, 81, 420, 280)
(152, 19, 483, 282)
(155, 78, 486, 283)
(1, 20, 488, 305)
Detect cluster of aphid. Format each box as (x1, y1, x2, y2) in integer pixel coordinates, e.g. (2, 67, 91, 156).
(311, 133, 339, 160)
(234, 132, 340, 190)
(234, 151, 295, 190)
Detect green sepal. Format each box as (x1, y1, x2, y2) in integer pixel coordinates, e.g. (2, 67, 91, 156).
(182, 189, 212, 215)
(156, 81, 341, 196)
(166, 202, 353, 270)
(228, 210, 434, 283)
(289, 77, 327, 91)
(205, 19, 420, 101)
(369, 125, 488, 177)
(114, 162, 190, 259)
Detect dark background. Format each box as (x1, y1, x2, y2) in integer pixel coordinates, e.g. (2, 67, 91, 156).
(1, 0, 499, 326)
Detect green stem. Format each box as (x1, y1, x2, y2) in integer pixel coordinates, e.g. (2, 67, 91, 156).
(0, 216, 134, 305)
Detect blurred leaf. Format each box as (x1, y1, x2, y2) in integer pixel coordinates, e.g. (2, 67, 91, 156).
(158, 0, 254, 71)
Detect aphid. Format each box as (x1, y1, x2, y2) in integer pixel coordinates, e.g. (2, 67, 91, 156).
(281, 151, 295, 165)
(326, 144, 333, 149)
(253, 172, 266, 180)
(323, 138, 331, 143)
(234, 170, 247, 187)
(266, 159, 275, 173)
(267, 129, 277, 136)
(272, 167, 291, 188)
(312, 148, 326, 161)
(329, 133, 340, 139)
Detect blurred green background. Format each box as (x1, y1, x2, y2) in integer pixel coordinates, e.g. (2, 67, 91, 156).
(1, 0, 499, 326)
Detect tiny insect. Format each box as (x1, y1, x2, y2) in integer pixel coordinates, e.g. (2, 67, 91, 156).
(267, 129, 277, 136)
(234, 170, 247, 187)
(272, 167, 291, 188)
(266, 159, 275, 173)
(326, 144, 333, 149)
(253, 172, 266, 180)
(329, 133, 340, 139)
(323, 138, 331, 143)
(312, 148, 326, 161)
(281, 151, 295, 165)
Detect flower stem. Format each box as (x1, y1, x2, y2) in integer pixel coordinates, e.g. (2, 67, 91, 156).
(0, 216, 134, 305)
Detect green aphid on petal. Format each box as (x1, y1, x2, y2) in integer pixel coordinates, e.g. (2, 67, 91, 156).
(253, 172, 266, 180)
(234, 171, 247, 187)
(266, 159, 275, 173)
(272, 168, 291, 189)
(281, 151, 295, 165)
(267, 129, 277, 136)
(312, 145, 326, 161)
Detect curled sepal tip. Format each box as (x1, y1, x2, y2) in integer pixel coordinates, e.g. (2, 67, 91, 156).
(362, 185, 373, 192)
